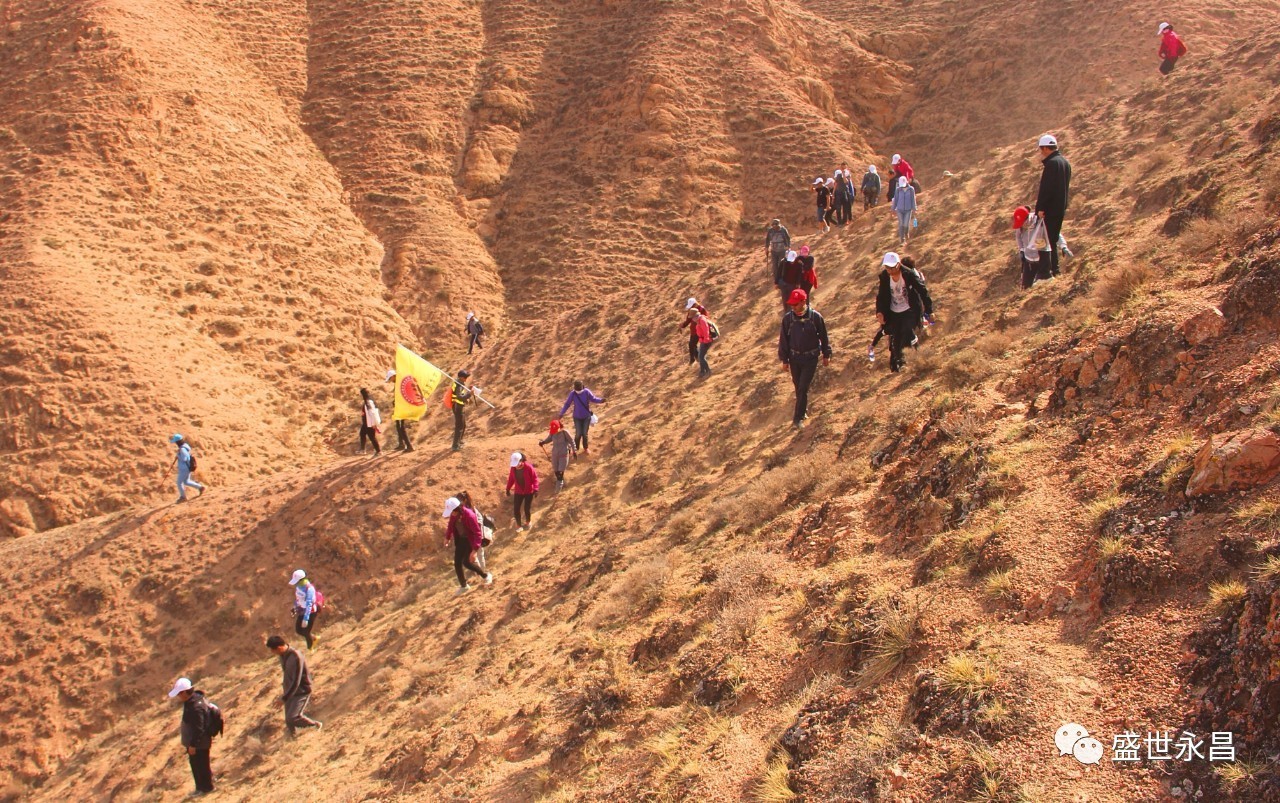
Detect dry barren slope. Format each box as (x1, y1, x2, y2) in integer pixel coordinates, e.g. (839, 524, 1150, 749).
(8, 16, 1280, 801)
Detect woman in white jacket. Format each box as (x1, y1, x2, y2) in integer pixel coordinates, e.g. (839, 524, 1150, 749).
(359, 388, 382, 456)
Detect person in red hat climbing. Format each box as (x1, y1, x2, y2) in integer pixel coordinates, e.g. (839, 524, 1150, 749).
(539, 419, 577, 491)
(778, 288, 832, 429)
(1157, 22, 1187, 75)
(1012, 205, 1044, 289)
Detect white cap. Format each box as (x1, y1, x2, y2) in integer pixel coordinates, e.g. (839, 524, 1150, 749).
(843, 169, 852, 178)
(882, 251, 901, 267)
(442, 497, 460, 518)
(898, 176, 908, 188)
(1038, 134, 1058, 148)
(1158, 22, 1170, 34)
(510, 452, 523, 468)
(786, 250, 797, 261)
(289, 569, 306, 586)
(891, 154, 901, 164)
(685, 297, 697, 310)
(825, 177, 834, 186)
(384, 368, 396, 382)
(868, 165, 877, 174)
(167, 677, 193, 698)
(812, 177, 822, 185)
(466, 312, 475, 320)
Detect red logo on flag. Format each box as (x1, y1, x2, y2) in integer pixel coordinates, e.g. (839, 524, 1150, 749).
(400, 376, 424, 406)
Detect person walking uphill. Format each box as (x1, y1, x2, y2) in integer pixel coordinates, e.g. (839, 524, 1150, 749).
(443, 494, 491, 593)
(506, 452, 540, 531)
(875, 252, 934, 373)
(449, 370, 472, 452)
(681, 298, 709, 365)
(358, 389, 381, 456)
(1033, 134, 1072, 278)
(778, 288, 832, 429)
(539, 420, 577, 491)
(465, 312, 484, 354)
(169, 434, 206, 503)
(558, 381, 605, 453)
(1157, 22, 1187, 74)
(764, 219, 791, 276)
(891, 176, 917, 245)
(266, 635, 321, 736)
(289, 569, 320, 649)
(691, 308, 715, 378)
(861, 165, 881, 210)
(777, 246, 818, 303)
(168, 677, 219, 796)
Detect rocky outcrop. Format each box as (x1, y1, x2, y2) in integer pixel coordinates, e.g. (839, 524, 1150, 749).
(1185, 428, 1280, 497)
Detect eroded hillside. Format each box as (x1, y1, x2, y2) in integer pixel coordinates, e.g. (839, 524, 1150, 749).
(3, 1, 1280, 802)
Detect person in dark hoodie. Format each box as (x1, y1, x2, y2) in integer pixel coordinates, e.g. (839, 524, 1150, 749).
(778, 245, 818, 304)
(168, 677, 217, 796)
(1033, 134, 1072, 278)
(875, 251, 934, 373)
(450, 369, 472, 452)
(266, 635, 322, 737)
(778, 288, 832, 429)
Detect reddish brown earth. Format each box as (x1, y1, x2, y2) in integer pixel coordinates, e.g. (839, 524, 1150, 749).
(3, 0, 1280, 801)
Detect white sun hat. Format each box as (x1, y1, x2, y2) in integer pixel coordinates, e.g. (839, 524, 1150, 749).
(686, 297, 697, 310)
(882, 251, 901, 267)
(1038, 133, 1058, 147)
(510, 452, 523, 468)
(289, 569, 306, 586)
(442, 497, 461, 518)
(167, 677, 193, 698)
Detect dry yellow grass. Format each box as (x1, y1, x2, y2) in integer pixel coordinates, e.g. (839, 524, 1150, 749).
(1206, 580, 1248, 614)
(857, 599, 922, 688)
(937, 653, 999, 700)
(754, 757, 796, 803)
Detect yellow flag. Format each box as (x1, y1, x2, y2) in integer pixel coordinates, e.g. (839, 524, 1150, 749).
(393, 345, 444, 421)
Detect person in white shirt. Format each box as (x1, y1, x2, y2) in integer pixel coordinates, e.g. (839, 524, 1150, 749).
(874, 252, 934, 373)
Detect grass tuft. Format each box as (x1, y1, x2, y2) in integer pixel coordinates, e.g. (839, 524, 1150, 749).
(1085, 493, 1129, 528)
(754, 757, 796, 803)
(1207, 580, 1248, 614)
(937, 653, 998, 700)
(1234, 499, 1280, 531)
(1096, 535, 1128, 564)
(1252, 555, 1280, 583)
(982, 569, 1016, 602)
(857, 599, 922, 688)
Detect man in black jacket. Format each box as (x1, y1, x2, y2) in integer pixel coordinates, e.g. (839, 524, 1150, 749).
(1033, 134, 1072, 278)
(168, 677, 215, 796)
(267, 635, 322, 737)
(778, 288, 832, 429)
(875, 252, 934, 373)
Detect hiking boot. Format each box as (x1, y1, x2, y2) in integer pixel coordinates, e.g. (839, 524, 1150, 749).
(793, 420, 805, 430)
(455, 585, 471, 596)
(196, 485, 205, 497)
(525, 522, 534, 532)
(516, 524, 525, 532)
(484, 573, 494, 585)
(176, 497, 188, 504)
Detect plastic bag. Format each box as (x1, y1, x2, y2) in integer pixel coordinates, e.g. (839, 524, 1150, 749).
(1029, 218, 1050, 252)
(590, 413, 599, 425)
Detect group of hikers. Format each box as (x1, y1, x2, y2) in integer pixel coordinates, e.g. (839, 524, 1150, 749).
(156, 16, 1203, 789)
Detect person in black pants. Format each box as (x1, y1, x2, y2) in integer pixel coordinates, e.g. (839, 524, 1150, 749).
(778, 288, 832, 429)
(450, 370, 472, 452)
(168, 677, 216, 796)
(359, 388, 381, 455)
(874, 251, 934, 372)
(443, 492, 491, 593)
(395, 419, 413, 451)
(465, 312, 484, 354)
(1033, 134, 1072, 278)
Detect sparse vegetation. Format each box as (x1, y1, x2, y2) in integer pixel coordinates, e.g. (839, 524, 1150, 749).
(937, 653, 999, 700)
(1097, 535, 1129, 564)
(1207, 580, 1248, 614)
(1085, 492, 1129, 529)
(1253, 555, 1280, 583)
(754, 756, 796, 803)
(940, 348, 994, 389)
(1215, 759, 1266, 791)
(1234, 499, 1280, 531)
(857, 598, 922, 688)
(982, 569, 1016, 602)
(1098, 263, 1153, 309)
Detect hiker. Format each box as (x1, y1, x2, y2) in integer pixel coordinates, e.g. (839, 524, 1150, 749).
(358, 388, 381, 456)
(812, 178, 832, 233)
(1033, 134, 1072, 278)
(875, 252, 934, 373)
(266, 635, 322, 736)
(1012, 205, 1046, 288)
(1157, 22, 1187, 75)
(381, 369, 413, 452)
(681, 298, 710, 365)
(778, 245, 817, 303)
(449, 369, 472, 452)
(764, 219, 791, 276)
(506, 452, 540, 532)
(539, 420, 577, 491)
(168, 678, 217, 796)
(861, 165, 881, 210)
(892, 176, 917, 245)
(891, 153, 915, 183)
(691, 308, 715, 378)
(465, 312, 484, 354)
(775, 248, 800, 297)
(778, 288, 832, 429)
(460, 491, 495, 571)
(169, 434, 206, 503)
(833, 170, 853, 226)
(823, 178, 839, 228)
(839, 166, 855, 222)
(289, 569, 320, 650)
(557, 380, 605, 453)
(443, 494, 492, 593)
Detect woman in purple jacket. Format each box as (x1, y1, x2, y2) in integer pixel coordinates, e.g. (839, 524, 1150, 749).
(443, 492, 492, 594)
(557, 380, 605, 453)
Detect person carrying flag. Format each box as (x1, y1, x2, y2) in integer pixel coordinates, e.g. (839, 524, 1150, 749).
(449, 370, 472, 452)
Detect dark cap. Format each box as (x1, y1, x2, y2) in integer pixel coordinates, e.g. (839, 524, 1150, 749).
(457, 369, 471, 378)
(266, 635, 287, 649)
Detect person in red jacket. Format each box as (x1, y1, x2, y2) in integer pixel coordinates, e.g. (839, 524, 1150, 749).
(506, 451, 540, 531)
(680, 297, 709, 365)
(1157, 23, 1187, 75)
(692, 309, 715, 378)
(443, 493, 491, 594)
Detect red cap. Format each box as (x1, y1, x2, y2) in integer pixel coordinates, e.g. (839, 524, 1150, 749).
(549, 420, 561, 434)
(787, 289, 808, 305)
(1012, 206, 1030, 229)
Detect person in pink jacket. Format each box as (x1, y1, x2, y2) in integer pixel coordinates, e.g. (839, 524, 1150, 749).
(691, 309, 715, 378)
(1157, 22, 1187, 75)
(506, 452, 540, 531)
(443, 492, 491, 594)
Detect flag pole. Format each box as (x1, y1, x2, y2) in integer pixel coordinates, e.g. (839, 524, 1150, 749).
(396, 345, 497, 410)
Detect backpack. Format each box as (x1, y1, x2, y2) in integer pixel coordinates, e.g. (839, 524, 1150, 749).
(706, 319, 720, 341)
(187, 451, 198, 472)
(480, 512, 496, 547)
(206, 700, 224, 738)
(314, 589, 325, 611)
